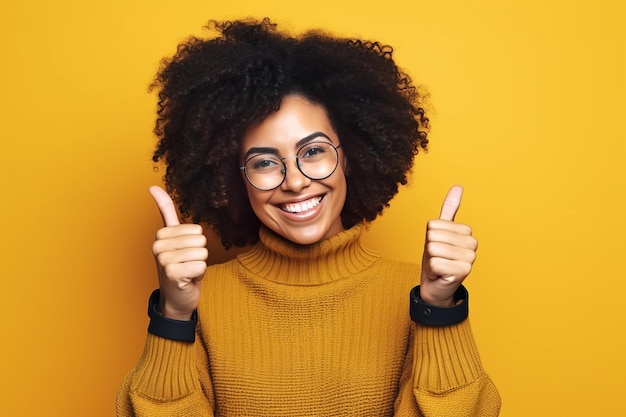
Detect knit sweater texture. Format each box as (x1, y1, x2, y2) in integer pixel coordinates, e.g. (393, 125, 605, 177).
(117, 225, 500, 416)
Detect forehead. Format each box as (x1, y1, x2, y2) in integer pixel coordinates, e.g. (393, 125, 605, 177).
(241, 95, 337, 152)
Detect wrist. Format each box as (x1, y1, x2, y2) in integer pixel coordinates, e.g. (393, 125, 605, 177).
(420, 293, 455, 307)
(158, 298, 195, 321)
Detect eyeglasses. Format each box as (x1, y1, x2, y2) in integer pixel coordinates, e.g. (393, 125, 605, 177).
(240, 141, 342, 191)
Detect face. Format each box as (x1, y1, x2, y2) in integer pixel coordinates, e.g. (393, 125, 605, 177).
(241, 95, 347, 245)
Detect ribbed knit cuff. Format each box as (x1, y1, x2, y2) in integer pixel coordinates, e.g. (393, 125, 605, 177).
(133, 332, 200, 401)
(413, 319, 484, 393)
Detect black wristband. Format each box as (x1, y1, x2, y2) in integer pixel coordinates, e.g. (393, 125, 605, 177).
(410, 285, 469, 326)
(147, 289, 197, 343)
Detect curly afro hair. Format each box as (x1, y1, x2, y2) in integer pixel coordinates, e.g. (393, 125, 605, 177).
(151, 18, 429, 248)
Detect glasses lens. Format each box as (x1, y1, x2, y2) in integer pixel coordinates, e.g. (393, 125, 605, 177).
(243, 142, 340, 190)
(297, 142, 339, 179)
(244, 154, 285, 190)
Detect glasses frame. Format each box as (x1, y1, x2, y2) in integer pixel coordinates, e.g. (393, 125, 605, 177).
(240, 141, 342, 191)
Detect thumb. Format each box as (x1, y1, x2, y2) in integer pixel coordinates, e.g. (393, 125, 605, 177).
(439, 185, 463, 221)
(149, 185, 181, 227)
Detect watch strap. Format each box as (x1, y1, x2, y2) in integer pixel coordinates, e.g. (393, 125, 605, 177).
(147, 289, 197, 342)
(410, 285, 469, 326)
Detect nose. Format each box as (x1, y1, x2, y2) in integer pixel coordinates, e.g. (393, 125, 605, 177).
(280, 157, 311, 193)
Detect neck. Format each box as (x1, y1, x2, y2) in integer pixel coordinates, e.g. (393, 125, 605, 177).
(237, 224, 380, 286)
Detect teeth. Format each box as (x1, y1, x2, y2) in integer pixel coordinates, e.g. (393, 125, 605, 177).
(281, 197, 322, 213)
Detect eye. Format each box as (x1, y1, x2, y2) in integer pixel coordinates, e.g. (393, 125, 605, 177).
(249, 155, 282, 172)
(300, 143, 329, 160)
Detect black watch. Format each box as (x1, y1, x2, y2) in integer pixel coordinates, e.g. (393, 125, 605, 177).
(410, 285, 469, 326)
(147, 289, 197, 342)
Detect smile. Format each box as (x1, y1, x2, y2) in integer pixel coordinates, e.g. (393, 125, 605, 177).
(279, 196, 323, 213)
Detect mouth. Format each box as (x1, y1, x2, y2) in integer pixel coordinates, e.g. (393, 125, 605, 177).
(279, 196, 324, 213)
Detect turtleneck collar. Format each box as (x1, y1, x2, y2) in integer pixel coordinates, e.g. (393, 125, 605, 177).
(236, 224, 380, 286)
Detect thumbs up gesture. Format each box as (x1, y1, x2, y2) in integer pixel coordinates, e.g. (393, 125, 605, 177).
(149, 186, 208, 320)
(420, 185, 478, 307)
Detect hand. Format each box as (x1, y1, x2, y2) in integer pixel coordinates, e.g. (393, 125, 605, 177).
(149, 186, 208, 320)
(419, 185, 478, 307)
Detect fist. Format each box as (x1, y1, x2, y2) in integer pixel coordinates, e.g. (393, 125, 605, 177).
(420, 185, 478, 307)
(149, 186, 208, 320)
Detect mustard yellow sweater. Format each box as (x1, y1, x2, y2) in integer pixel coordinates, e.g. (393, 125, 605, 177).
(117, 225, 500, 416)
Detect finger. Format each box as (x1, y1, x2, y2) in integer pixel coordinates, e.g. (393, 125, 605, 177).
(155, 224, 204, 241)
(425, 241, 477, 264)
(149, 185, 180, 227)
(152, 231, 207, 255)
(426, 228, 478, 251)
(427, 219, 473, 236)
(439, 185, 464, 221)
(156, 247, 209, 268)
(425, 257, 473, 283)
(163, 261, 208, 285)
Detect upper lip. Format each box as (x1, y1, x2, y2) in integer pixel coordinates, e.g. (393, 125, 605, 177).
(274, 194, 324, 206)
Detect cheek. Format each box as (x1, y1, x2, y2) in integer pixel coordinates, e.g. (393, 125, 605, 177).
(244, 184, 270, 216)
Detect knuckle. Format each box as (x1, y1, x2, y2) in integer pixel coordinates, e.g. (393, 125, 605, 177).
(190, 234, 207, 247)
(152, 241, 162, 256)
(191, 263, 207, 278)
(155, 226, 171, 240)
(426, 219, 438, 230)
(425, 241, 436, 255)
(428, 256, 441, 271)
(156, 252, 169, 267)
(190, 224, 204, 234)
(163, 263, 179, 279)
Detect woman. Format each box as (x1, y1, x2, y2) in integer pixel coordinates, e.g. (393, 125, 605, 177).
(117, 18, 500, 416)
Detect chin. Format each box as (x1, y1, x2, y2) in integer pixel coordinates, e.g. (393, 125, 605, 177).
(288, 233, 326, 246)
(275, 222, 343, 246)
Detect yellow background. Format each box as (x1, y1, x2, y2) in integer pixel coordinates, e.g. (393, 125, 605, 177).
(1, 0, 624, 415)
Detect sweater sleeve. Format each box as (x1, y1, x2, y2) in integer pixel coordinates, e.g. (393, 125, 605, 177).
(394, 319, 501, 416)
(116, 331, 215, 416)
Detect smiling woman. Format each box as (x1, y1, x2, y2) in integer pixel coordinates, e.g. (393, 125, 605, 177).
(117, 18, 501, 416)
(240, 96, 347, 245)
(147, 18, 428, 249)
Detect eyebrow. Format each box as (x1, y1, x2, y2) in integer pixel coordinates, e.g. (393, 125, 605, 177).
(243, 131, 332, 161)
